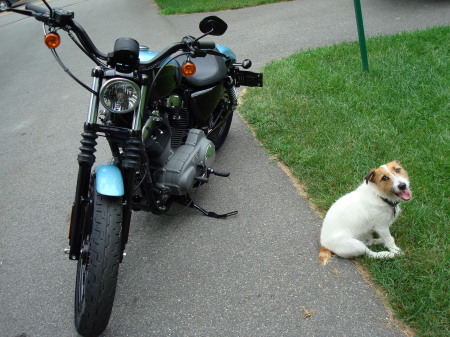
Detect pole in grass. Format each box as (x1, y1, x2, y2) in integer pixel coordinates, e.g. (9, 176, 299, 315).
(353, 0, 369, 72)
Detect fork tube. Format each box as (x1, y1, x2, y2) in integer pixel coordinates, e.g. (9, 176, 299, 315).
(86, 67, 103, 124)
(132, 75, 148, 131)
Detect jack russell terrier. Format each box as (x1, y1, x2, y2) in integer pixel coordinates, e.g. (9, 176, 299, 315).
(319, 160, 412, 264)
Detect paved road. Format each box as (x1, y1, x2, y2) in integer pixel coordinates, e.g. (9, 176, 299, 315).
(0, 0, 448, 336)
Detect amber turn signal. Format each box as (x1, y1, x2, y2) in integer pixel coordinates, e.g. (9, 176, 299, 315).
(44, 32, 61, 49)
(181, 61, 196, 77)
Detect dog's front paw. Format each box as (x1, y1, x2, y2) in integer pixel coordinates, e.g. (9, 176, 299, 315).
(369, 251, 395, 259)
(389, 246, 404, 255)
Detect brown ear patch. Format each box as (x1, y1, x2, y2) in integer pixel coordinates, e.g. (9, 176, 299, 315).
(365, 169, 376, 184)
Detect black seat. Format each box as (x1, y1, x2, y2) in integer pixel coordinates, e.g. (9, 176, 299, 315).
(176, 53, 227, 88)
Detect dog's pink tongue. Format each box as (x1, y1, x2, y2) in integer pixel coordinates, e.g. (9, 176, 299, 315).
(398, 190, 412, 201)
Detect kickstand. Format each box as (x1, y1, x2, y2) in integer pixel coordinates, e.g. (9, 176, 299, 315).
(192, 203, 238, 219)
(181, 195, 238, 219)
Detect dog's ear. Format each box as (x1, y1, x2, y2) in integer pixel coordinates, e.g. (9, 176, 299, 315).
(394, 159, 401, 164)
(365, 169, 376, 184)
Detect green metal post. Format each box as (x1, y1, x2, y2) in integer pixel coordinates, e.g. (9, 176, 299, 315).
(353, 0, 369, 72)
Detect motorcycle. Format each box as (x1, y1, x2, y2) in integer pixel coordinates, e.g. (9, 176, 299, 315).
(7, 1, 262, 336)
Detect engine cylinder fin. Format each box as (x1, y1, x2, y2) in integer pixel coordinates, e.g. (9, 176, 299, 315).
(168, 107, 189, 148)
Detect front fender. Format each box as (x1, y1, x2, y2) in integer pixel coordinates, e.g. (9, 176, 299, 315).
(95, 164, 124, 197)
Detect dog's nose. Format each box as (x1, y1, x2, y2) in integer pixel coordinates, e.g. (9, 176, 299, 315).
(398, 182, 407, 190)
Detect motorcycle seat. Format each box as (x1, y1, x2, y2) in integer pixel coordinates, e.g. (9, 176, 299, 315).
(176, 53, 227, 88)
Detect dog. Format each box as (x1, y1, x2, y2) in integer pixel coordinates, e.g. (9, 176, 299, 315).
(319, 160, 411, 264)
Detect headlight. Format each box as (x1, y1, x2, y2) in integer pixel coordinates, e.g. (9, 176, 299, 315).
(100, 78, 141, 114)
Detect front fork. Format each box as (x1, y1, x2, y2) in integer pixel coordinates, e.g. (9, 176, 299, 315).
(69, 68, 102, 260)
(68, 68, 103, 260)
(68, 70, 149, 261)
(68, 130, 97, 260)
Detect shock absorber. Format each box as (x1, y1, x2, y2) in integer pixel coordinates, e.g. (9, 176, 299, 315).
(122, 136, 142, 171)
(77, 130, 98, 164)
(225, 76, 238, 110)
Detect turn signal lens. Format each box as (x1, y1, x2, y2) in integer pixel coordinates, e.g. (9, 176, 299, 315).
(44, 33, 61, 49)
(181, 61, 196, 77)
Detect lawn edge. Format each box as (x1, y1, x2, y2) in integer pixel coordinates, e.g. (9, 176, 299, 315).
(154, 0, 293, 15)
(237, 93, 417, 336)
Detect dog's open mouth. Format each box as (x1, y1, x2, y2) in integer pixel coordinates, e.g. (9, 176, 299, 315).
(396, 189, 412, 201)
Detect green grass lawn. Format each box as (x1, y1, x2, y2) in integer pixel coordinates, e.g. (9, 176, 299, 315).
(154, 0, 288, 14)
(239, 26, 449, 336)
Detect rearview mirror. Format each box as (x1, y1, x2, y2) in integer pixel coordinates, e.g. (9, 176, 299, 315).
(199, 16, 228, 36)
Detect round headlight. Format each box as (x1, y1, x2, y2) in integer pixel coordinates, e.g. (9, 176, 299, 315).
(100, 79, 141, 114)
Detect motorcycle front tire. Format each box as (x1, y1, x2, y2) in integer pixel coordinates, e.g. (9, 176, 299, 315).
(74, 182, 123, 337)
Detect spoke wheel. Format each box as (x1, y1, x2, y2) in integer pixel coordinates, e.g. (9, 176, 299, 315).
(74, 179, 123, 337)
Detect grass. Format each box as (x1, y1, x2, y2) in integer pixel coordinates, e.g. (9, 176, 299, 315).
(238, 26, 449, 336)
(154, 0, 289, 14)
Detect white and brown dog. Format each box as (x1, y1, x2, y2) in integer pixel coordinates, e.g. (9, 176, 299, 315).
(319, 160, 412, 264)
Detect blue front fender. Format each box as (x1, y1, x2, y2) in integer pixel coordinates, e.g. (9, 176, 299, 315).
(95, 164, 124, 197)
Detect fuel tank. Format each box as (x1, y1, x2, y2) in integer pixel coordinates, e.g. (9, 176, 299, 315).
(139, 46, 181, 99)
(216, 44, 236, 62)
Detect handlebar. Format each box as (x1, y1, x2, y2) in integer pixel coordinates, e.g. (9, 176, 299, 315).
(25, 3, 49, 15)
(194, 41, 216, 50)
(22, 4, 107, 60)
(70, 21, 108, 60)
(11, 4, 222, 69)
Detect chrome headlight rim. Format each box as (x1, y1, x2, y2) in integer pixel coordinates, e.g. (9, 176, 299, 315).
(99, 78, 141, 114)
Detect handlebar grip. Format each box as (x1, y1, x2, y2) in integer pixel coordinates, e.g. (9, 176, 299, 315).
(195, 41, 216, 50)
(25, 4, 50, 15)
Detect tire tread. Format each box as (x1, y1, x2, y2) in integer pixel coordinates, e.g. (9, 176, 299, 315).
(75, 192, 122, 337)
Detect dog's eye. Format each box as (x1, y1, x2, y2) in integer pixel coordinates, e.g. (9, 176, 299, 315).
(395, 168, 401, 173)
(381, 176, 389, 181)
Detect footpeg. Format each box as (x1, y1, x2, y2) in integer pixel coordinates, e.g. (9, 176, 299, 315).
(195, 168, 230, 184)
(207, 168, 230, 177)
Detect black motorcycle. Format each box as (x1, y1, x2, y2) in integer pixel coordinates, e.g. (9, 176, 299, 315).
(7, 1, 262, 336)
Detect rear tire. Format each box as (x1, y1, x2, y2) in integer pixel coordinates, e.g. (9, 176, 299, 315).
(207, 86, 236, 150)
(74, 180, 123, 337)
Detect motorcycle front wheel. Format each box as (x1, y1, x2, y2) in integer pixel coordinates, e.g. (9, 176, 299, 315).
(74, 180, 123, 337)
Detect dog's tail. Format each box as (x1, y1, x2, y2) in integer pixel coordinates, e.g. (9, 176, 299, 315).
(319, 247, 333, 265)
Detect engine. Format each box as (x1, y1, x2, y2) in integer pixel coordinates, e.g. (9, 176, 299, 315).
(157, 128, 215, 195)
(142, 94, 216, 195)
